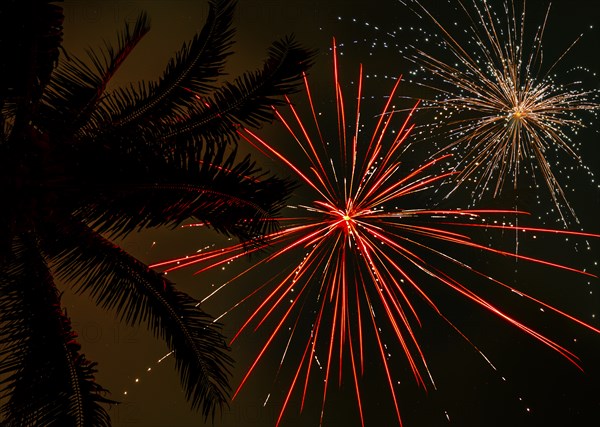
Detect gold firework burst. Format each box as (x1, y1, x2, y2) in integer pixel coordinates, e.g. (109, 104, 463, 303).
(408, 0, 598, 223)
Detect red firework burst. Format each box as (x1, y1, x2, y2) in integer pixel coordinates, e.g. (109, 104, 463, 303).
(152, 40, 599, 426)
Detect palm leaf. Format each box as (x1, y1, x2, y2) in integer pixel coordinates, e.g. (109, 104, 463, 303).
(41, 218, 233, 421)
(71, 137, 295, 240)
(39, 11, 150, 137)
(0, 235, 113, 426)
(89, 0, 237, 136)
(158, 36, 316, 141)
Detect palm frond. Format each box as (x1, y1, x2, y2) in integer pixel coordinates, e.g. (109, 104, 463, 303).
(70, 136, 295, 241)
(158, 36, 316, 141)
(0, 235, 113, 426)
(89, 0, 236, 136)
(39, 11, 150, 137)
(41, 218, 233, 421)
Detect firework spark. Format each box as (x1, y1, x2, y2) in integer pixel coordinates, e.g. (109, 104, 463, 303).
(403, 0, 598, 223)
(152, 42, 599, 426)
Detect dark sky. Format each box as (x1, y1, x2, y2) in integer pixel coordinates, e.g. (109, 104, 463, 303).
(59, 1, 600, 426)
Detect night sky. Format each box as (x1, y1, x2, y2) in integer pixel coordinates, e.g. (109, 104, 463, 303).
(58, 1, 599, 426)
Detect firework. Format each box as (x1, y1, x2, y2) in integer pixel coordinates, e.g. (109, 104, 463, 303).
(152, 42, 599, 426)
(401, 0, 599, 223)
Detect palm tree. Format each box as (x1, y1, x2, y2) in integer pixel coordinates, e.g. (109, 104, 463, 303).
(0, 0, 315, 425)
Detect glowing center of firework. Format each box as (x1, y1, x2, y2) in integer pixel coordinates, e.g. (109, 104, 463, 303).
(340, 206, 357, 222)
(338, 209, 355, 231)
(511, 106, 527, 120)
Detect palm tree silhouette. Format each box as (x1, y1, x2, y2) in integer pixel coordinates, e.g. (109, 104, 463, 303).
(0, 0, 314, 424)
